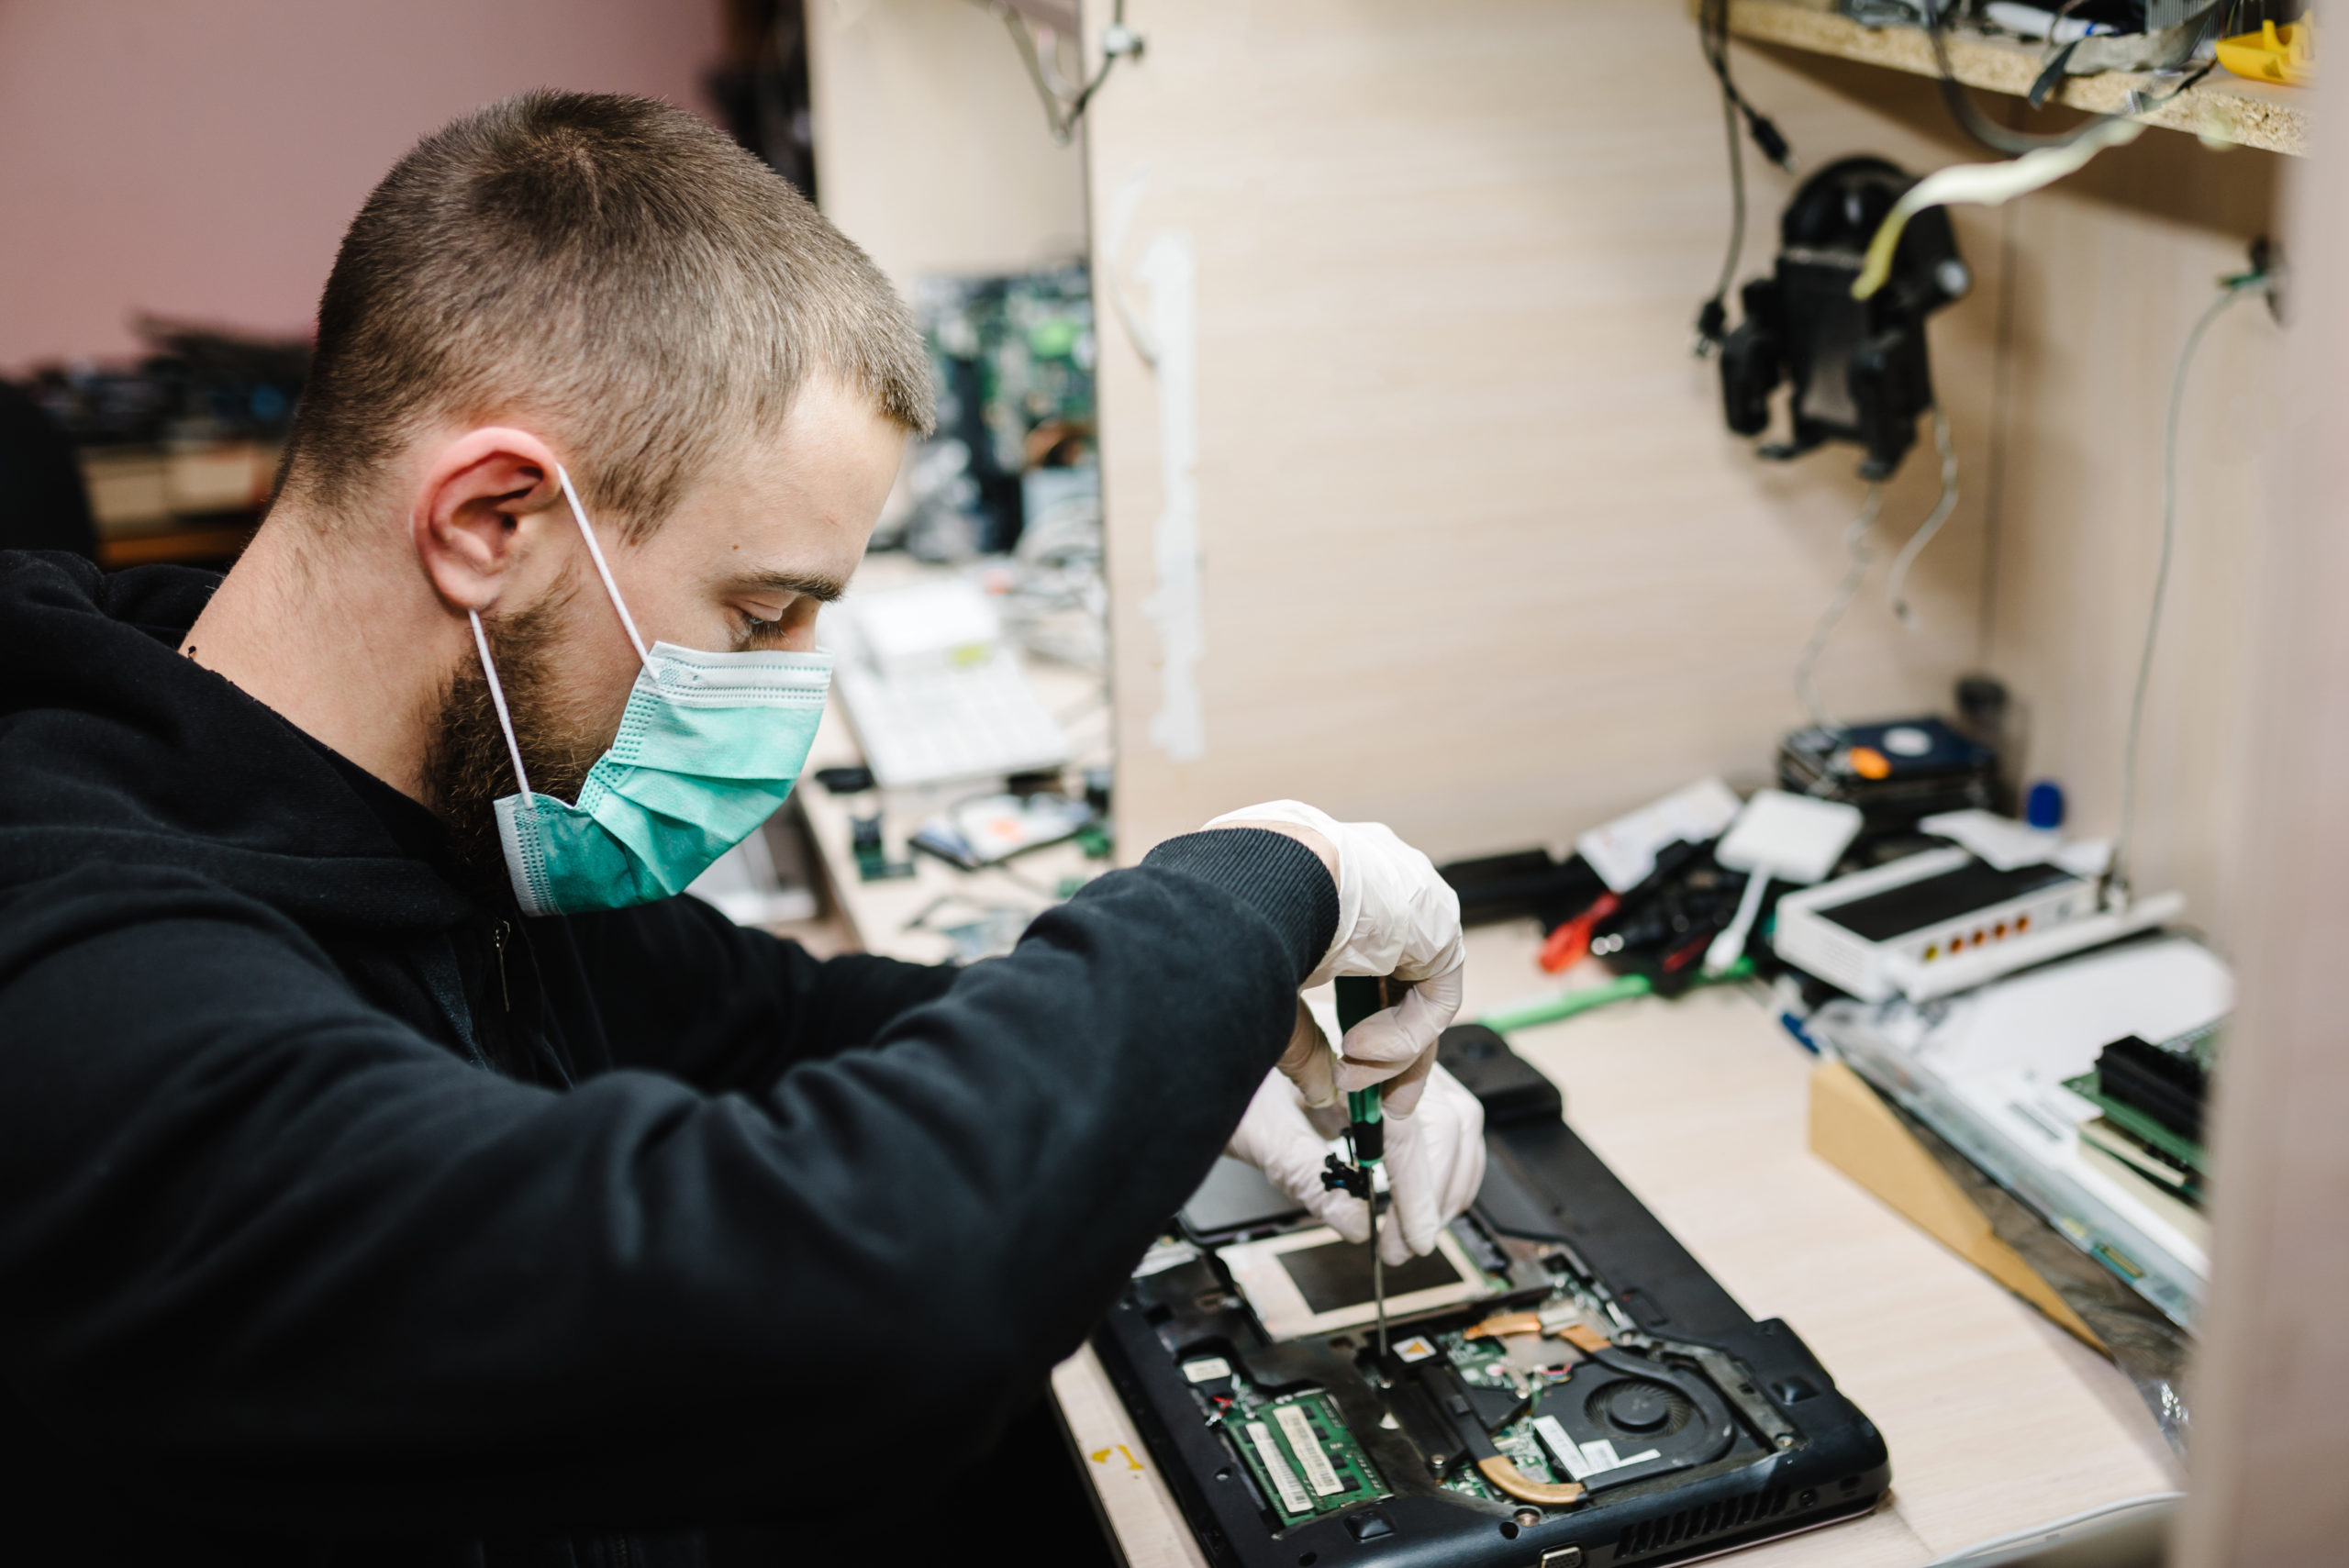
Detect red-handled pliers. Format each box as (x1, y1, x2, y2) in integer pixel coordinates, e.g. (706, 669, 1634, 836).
(1537, 892, 1620, 973)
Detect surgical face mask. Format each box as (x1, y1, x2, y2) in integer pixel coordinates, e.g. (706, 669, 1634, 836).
(469, 466, 832, 917)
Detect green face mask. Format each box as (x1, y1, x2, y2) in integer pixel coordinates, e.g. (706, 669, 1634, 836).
(471, 467, 832, 918)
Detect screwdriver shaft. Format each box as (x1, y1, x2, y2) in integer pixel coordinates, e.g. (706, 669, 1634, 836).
(1334, 975, 1404, 1362)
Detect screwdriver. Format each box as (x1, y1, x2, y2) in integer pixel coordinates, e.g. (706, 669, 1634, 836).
(1325, 974, 1401, 1357)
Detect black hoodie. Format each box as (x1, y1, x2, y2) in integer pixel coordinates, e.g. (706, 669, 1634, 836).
(0, 551, 1335, 1563)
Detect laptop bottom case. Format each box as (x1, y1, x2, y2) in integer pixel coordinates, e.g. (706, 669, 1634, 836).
(1095, 1027, 1891, 1568)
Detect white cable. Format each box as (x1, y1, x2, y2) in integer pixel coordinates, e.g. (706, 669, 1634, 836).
(1887, 407, 1961, 627)
(1031, 18, 1081, 99)
(1099, 164, 1161, 369)
(986, 0, 1137, 147)
(468, 610, 535, 801)
(2110, 278, 2261, 902)
(1853, 117, 2143, 301)
(1794, 483, 1885, 733)
(555, 464, 650, 667)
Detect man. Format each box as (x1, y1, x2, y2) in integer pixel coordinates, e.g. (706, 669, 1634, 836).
(0, 378, 98, 559)
(0, 93, 1483, 1562)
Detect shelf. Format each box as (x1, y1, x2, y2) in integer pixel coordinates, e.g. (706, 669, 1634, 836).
(98, 522, 257, 569)
(1723, 0, 2307, 156)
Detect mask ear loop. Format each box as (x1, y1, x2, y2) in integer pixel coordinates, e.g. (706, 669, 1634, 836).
(468, 610, 536, 806)
(554, 464, 651, 669)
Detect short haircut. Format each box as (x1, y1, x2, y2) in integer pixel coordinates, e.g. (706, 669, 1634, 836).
(278, 90, 933, 539)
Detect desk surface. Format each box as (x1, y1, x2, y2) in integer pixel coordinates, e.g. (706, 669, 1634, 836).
(791, 582, 2179, 1566)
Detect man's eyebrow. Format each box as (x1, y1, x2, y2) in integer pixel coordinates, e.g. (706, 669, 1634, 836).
(730, 569, 852, 604)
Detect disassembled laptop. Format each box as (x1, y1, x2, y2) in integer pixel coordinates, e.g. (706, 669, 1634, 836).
(1097, 1027, 1890, 1568)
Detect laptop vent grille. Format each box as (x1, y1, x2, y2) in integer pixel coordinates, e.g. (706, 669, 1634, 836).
(1610, 1485, 1787, 1560)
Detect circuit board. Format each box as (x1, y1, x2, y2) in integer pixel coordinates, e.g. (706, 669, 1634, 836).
(1224, 1388, 1387, 1525)
(1426, 1326, 1580, 1506)
(1198, 1264, 1633, 1527)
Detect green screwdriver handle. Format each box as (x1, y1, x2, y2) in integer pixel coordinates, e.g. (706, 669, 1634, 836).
(1331, 973, 1402, 1357)
(1332, 974, 1401, 1169)
(1345, 1086, 1384, 1166)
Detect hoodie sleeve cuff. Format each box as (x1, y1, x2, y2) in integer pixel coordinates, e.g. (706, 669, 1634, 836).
(1141, 828, 1338, 987)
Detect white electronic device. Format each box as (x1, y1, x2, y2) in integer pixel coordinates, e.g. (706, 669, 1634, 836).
(834, 652, 1071, 789)
(828, 579, 1073, 789)
(1703, 788, 1863, 974)
(1773, 846, 2184, 1003)
(1575, 776, 1742, 894)
(1810, 936, 2233, 1328)
(843, 576, 1004, 676)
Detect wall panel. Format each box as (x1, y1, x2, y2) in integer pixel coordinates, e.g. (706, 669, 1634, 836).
(1084, 2, 2281, 958)
(0, 0, 723, 370)
(807, 0, 1089, 287)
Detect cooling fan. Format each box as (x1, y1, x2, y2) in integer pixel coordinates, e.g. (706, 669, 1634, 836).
(1531, 1349, 1739, 1493)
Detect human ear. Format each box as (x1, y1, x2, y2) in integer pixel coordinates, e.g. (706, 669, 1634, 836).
(411, 427, 567, 614)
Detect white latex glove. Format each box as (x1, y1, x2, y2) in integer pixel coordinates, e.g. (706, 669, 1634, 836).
(1208, 800, 1466, 1116)
(1226, 1069, 1375, 1244)
(1225, 1001, 1486, 1262)
(1223, 1061, 1489, 1263)
(1378, 1063, 1486, 1265)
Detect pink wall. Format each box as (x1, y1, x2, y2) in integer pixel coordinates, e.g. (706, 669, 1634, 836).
(0, 0, 724, 373)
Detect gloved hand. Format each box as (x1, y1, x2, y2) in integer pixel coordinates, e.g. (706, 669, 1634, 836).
(1225, 1000, 1486, 1264)
(1208, 799, 1466, 1117)
(1378, 1063, 1486, 1263)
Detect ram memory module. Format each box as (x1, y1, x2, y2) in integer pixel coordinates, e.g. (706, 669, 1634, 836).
(1232, 1392, 1386, 1525)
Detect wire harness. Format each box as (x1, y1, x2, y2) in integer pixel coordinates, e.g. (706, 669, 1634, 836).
(1695, 0, 1796, 354)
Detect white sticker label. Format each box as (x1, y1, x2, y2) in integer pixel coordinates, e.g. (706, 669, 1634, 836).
(1534, 1416, 1592, 1480)
(1533, 1418, 1662, 1483)
(1275, 1404, 1344, 1496)
(1181, 1357, 1232, 1384)
(1246, 1420, 1312, 1515)
(1395, 1336, 1439, 1362)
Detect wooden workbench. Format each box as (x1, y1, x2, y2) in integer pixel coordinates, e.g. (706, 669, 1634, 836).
(791, 569, 2177, 1562)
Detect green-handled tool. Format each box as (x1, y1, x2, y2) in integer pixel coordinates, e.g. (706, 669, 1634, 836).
(1324, 974, 1403, 1356)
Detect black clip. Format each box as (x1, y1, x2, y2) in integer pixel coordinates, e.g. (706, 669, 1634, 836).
(1321, 1153, 1373, 1200)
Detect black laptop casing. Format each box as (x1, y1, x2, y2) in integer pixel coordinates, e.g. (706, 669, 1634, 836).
(1095, 1027, 1891, 1567)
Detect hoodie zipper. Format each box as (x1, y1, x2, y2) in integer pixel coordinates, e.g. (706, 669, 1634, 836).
(492, 918, 512, 1013)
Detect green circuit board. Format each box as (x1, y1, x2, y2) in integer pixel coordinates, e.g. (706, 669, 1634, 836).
(1198, 1246, 1631, 1526)
(1226, 1389, 1387, 1525)
(1428, 1328, 1579, 1504)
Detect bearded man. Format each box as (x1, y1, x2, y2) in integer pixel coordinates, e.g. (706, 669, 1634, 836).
(0, 91, 1484, 1563)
